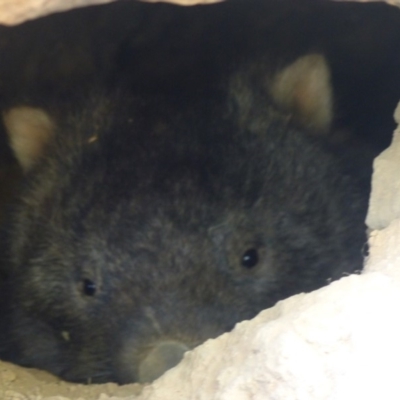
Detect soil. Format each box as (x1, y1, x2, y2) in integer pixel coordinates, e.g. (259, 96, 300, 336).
(0, 360, 143, 400)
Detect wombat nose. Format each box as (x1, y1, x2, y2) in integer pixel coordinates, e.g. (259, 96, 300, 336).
(138, 341, 190, 383)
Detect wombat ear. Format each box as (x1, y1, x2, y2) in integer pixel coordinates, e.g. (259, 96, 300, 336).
(2, 106, 54, 172)
(270, 54, 333, 133)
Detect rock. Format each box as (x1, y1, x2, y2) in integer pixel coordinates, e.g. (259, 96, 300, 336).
(366, 103, 400, 230)
(0, 0, 220, 26)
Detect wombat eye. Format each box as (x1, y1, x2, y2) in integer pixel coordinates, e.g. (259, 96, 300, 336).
(82, 279, 96, 296)
(241, 248, 259, 269)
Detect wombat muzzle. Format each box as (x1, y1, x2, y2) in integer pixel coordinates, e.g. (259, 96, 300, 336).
(138, 341, 190, 382)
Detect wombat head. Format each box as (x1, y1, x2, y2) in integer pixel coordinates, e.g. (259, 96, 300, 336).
(0, 55, 368, 383)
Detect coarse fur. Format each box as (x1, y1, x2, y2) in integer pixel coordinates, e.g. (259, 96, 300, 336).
(0, 57, 369, 383)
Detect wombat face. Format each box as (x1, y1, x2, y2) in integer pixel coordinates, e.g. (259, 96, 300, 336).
(0, 55, 369, 383)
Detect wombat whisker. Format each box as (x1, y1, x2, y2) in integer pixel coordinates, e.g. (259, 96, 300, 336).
(85, 371, 113, 384)
(143, 306, 163, 335)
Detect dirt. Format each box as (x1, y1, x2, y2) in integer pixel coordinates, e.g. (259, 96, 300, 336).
(0, 360, 143, 400)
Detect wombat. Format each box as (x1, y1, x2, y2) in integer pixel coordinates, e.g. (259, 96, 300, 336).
(0, 55, 370, 384)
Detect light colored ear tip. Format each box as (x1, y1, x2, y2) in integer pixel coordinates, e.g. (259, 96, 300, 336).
(284, 54, 330, 81)
(3, 106, 54, 172)
(297, 53, 328, 67)
(270, 53, 333, 134)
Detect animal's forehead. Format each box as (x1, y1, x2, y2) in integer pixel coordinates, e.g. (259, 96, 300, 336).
(128, 200, 268, 243)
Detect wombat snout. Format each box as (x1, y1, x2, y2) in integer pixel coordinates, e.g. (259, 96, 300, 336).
(137, 341, 190, 383)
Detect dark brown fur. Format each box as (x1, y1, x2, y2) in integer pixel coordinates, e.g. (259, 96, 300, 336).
(0, 57, 370, 383)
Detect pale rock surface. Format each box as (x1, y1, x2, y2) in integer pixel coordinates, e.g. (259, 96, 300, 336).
(0, 0, 221, 26)
(0, 0, 117, 25)
(0, 359, 143, 400)
(366, 103, 400, 230)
